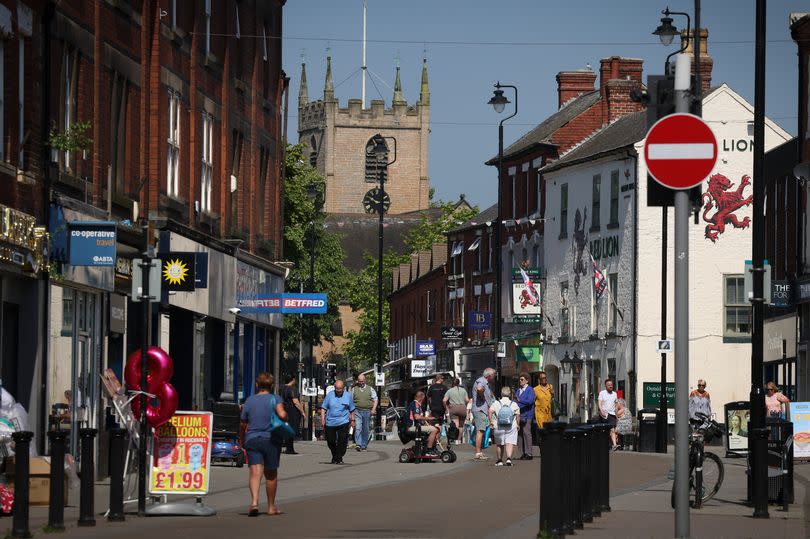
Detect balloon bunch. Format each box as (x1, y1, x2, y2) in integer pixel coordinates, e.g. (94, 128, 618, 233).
(125, 346, 179, 428)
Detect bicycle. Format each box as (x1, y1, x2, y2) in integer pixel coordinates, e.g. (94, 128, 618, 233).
(671, 411, 725, 509)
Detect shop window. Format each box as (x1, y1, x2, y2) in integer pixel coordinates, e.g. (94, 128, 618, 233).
(61, 287, 74, 336)
(724, 275, 751, 340)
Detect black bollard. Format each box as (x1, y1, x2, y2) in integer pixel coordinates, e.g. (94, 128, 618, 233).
(579, 424, 594, 523)
(47, 430, 68, 531)
(598, 424, 612, 512)
(588, 422, 602, 519)
(567, 425, 583, 530)
(560, 428, 575, 536)
(11, 431, 34, 539)
(108, 428, 127, 522)
(538, 421, 567, 538)
(750, 427, 770, 519)
(78, 428, 98, 526)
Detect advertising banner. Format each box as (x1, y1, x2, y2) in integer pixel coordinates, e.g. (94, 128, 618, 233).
(411, 358, 436, 378)
(415, 340, 436, 357)
(791, 402, 810, 459)
(724, 401, 750, 454)
(68, 221, 116, 266)
(149, 411, 213, 496)
(237, 293, 328, 314)
(516, 345, 542, 364)
(511, 268, 542, 322)
(159, 252, 197, 292)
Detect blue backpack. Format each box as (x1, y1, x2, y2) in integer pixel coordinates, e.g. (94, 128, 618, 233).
(496, 399, 515, 428)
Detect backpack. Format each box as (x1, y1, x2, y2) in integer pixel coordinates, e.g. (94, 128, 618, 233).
(496, 399, 515, 428)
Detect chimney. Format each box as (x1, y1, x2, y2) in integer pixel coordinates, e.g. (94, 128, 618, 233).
(599, 56, 644, 124)
(556, 69, 597, 108)
(681, 28, 713, 95)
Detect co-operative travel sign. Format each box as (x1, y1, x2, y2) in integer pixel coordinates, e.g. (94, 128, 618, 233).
(237, 293, 328, 314)
(150, 411, 213, 495)
(68, 221, 116, 266)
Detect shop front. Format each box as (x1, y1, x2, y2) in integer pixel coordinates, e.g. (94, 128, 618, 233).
(764, 314, 797, 400)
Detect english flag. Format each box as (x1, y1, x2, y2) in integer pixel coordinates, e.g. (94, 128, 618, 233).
(592, 256, 608, 301)
(520, 268, 540, 306)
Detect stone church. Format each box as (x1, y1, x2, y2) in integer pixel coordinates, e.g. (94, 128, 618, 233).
(297, 55, 431, 215)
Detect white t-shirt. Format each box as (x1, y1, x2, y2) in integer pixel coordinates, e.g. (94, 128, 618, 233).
(490, 398, 520, 431)
(598, 390, 617, 417)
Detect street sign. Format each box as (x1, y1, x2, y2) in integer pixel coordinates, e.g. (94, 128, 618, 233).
(496, 341, 506, 358)
(656, 339, 673, 354)
(131, 259, 161, 302)
(644, 113, 718, 190)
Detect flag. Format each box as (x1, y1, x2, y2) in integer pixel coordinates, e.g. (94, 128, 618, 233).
(592, 256, 608, 301)
(519, 268, 539, 306)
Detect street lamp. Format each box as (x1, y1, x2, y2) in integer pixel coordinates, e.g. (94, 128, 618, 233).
(305, 181, 323, 441)
(488, 82, 517, 390)
(652, 9, 679, 46)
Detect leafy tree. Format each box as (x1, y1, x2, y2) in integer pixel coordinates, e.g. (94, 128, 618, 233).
(282, 144, 351, 357)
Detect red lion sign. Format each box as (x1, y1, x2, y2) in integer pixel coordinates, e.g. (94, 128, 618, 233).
(701, 173, 752, 243)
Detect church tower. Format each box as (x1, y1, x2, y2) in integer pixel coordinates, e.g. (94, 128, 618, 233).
(297, 55, 431, 215)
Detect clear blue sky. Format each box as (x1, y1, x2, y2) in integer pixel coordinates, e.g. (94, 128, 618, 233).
(283, 1, 804, 209)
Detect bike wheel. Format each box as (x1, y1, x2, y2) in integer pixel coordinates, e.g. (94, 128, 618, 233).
(698, 452, 724, 503)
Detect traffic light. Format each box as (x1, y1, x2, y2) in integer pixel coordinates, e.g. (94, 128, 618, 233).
(634, 75, 702, 208)
(326, 363, 337, 386)
(315, 363, 326, 388)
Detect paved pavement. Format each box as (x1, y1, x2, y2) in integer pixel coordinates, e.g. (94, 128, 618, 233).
(3, 441, 807, 538)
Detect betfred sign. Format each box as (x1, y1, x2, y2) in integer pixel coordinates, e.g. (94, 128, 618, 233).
(236, 293, 328, 314)
(644, 113, 718, 190)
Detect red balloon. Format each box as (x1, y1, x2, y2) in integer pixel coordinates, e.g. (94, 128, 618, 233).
(126, 346, 179, 428)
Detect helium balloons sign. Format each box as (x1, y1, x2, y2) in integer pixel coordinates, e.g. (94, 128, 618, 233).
(126, 346, 179, 428)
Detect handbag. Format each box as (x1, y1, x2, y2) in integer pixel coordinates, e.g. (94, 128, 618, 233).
(468, 423, 491, 449)
(269, 394, 295, 442)
(551, 398, 562, 419)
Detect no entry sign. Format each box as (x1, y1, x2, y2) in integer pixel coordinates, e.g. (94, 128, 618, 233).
(644, 113, 718, 190)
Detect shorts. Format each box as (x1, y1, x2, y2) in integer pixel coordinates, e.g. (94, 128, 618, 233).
(473, 410, 489, 431)
(448, 405, 467, 422)
(493, 426, 518, 446)
(244, 436, 281, 470)
(429, 410, 445, 423)
(407, 425, 436, 436)
(605, 414, 617, 427)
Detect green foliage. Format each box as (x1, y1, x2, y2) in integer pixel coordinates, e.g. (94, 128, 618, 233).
(402, 199, 478, 254)
(48, 121, 92, 152)
(282, 144, 351, 357)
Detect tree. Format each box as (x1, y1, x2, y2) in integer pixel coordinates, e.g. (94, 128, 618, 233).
(282, 144, 351, 358)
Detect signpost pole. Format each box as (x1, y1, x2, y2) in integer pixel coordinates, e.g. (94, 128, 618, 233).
(658, 206, 668, 454)
(138, 225, 150, 516)
(672, 52, 691, 539)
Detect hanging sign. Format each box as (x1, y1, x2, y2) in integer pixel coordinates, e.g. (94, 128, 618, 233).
(68, 221, 116, 266)
(415, 340, 436, 357)
(149, 411, 213, 495)
(237, 293, 328, 314)
(159, 252, 197, 292)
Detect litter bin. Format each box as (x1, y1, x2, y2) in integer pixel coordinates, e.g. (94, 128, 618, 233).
(637, 408, 659, 453)
(766, 418, 793, 504)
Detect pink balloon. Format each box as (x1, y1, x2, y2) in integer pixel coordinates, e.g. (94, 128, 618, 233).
(126, 346, 179, 428)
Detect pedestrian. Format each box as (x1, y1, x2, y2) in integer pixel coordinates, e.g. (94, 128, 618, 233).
(442, 378, 470, 445)
(472, 367, 496, 460)
(281, 375, 305, 455)
(489, 386, 520, 466)
(598, 379, 619, 451)
(688, 379, 712, 421)
(515, 372, 535, 459)
(239, 372, 287, 517)
(350, 373, 378, 451)
(406, 390, 440, 455)
(765, 382, 791, 418)
(615, 397, 633, 450)
(533, 371, 553, 430)
(426, 374, 448, 425)
(320, 379, 356, 464)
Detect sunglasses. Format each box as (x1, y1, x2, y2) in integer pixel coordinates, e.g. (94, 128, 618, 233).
(698, 385, 706, 388)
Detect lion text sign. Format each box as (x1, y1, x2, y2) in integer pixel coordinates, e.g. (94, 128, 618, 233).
(644, 113, 718, 190)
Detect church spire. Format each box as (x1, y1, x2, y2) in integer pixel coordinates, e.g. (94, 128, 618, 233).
(324, 49, 335, 102)
(419, 57, 430, 106)
(393, 65, 405, 105)
(299, 61, 309, 107)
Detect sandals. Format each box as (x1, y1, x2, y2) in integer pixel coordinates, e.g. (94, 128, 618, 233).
(248, 505, 259, 517)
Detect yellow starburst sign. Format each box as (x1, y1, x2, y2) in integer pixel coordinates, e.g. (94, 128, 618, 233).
(163, 258, 189, 286)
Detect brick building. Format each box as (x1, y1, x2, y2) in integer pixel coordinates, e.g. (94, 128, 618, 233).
(0, 0, 288, 466)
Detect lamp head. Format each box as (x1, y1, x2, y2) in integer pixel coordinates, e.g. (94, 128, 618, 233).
(488, 87, 510, 114)
(653, 9, 678, 46)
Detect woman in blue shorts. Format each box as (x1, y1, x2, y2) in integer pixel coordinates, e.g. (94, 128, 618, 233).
(240, 372, 287, 516)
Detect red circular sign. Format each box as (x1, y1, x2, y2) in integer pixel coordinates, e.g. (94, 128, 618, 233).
(644, 113, 718, 190)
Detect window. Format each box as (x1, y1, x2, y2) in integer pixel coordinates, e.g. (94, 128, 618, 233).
(560, 281, 570, 339)
(608, 358, 616, 379)
(230, 131, 244, 229)
(524, 163, 530, 218)
(61, 287, 74, 335)
(609, 170, 620, 225)
(258, 146, 270, 231)
(17, 38, 23, 167)
(608, 273, 618, 333)
(200, 113, 214, 213)
(536, 170, 542, 214)
(204, 0, 211, 56)
(560, 184, 568, 238)
(724, 275, 751, 338)
(487, 231, 493, 271)
(110, 73, 128, 194)
(166, 91, 181, 197)
(61, 47, 78, 170)
(0, 40, 5, 161)
(511, 170, 517, 219)
(592, 174, 601, 230)
(427, 290, 436, 323)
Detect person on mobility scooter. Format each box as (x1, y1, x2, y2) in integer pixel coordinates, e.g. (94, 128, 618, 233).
(396, 391, 457, 463)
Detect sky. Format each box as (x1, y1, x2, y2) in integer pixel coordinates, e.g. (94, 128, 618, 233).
(282, 1, 806, 210)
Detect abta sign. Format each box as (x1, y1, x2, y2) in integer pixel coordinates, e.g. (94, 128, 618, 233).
(644, 113, 718, 190)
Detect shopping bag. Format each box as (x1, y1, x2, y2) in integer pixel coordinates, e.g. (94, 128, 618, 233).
(468, 424, 491, 449)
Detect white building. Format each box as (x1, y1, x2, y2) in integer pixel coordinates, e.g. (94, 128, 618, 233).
(540, 84, 791, 420)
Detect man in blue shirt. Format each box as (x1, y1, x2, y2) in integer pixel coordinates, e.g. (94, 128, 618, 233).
(320, 379, 356, 464)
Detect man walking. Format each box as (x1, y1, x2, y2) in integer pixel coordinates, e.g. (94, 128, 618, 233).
(350, 374, 378, 451)
(598, 379, 619, 451)
(472, 367, 496, 460)
(320, 379, 356, 464)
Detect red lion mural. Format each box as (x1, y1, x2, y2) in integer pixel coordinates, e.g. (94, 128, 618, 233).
(701, 173, 752, 243)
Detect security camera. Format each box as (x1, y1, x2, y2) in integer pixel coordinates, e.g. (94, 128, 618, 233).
(793, 162, 810, 184)
(228, 307, 241, 315)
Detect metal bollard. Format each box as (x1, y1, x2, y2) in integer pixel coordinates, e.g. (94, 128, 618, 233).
(47, 430, 68, 531)
(11, 431, 34, 539)
(108, 428, 127, 522)
(538, 421, 567, 538)
(579, 424, 594, 523)
(588, 421, 602, 519)
(560, 427, 575, 536)
(598, 424, 612, 512)
(750, 427, 770, 519)
(78, 428, 98, 526)
(567, 425, 583, 530)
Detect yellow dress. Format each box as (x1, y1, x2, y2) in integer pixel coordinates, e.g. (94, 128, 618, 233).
(534, 384, 553, 428)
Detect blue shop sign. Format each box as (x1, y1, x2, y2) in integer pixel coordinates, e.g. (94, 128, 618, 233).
(68, 221, 116, 266)
(236, 293, 328, 314)
(415, 340, 436, 357)
(468, 311, 491, 330)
